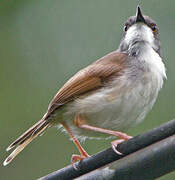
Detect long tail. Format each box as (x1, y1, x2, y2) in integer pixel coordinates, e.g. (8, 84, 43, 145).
(3, 116, 51, 166)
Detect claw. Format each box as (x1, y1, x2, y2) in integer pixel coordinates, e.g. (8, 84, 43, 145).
(71, 154, 90, 170)
(111, 139, 125, 155)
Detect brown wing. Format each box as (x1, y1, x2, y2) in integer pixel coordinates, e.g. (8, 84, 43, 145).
(47, 51, 127, 116)
(3, 51, 127, 166)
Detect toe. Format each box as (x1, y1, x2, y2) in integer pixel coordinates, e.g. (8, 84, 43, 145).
(71, 154, 89, 170)
(111, 139, 125, 155)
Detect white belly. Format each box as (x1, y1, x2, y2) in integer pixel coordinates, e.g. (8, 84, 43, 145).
(63, 79, 157, 139)
(62, 47, 166, 140)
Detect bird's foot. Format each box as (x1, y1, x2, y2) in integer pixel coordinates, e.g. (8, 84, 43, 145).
(111, 135, 133, 155)
(71, 153, 90, 170)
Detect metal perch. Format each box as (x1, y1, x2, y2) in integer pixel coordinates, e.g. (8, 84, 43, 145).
(39, 119, 175, 180)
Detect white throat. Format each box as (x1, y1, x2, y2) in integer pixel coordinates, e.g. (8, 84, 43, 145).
(125, 24, 156, 50)
(142, 44, 166, 80)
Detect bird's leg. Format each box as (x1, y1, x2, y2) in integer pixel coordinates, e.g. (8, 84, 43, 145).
(61, 122, 89, 169)
(74, 114, 132, 154)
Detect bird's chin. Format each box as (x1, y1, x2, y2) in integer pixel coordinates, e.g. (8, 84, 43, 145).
(120, 39, 154, 53)
(131, 39, 145, 46)
(129, 39, 157, 52)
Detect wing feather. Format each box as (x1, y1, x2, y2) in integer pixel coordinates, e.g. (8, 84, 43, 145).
(47, 51, 127, 115)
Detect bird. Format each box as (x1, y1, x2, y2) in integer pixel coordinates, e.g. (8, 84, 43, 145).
(3, 6, 166, 167)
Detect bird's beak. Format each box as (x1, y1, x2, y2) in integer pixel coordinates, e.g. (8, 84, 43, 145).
(136, 6, 146, 24)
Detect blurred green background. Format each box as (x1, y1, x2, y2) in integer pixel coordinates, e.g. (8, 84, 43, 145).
(0, 0, 174, 179)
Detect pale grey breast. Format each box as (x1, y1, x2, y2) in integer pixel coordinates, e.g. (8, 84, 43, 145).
(63, 44, 166, 140)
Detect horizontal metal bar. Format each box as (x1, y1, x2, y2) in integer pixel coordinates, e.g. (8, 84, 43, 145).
(77, 135, 175, 180)
(39, 119, 175, 180)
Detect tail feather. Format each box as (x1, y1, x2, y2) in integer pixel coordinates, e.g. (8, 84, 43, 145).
(6, 118, 47, 152)
(4, 118, 51, 166)
(3, 133, 38, 166)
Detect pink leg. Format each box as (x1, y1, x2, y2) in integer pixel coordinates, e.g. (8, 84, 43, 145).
(61, 122, 90, 169)
(74, 114, 133, 154)
(74, 114, 132, 140)
(79, 124, 132, 140)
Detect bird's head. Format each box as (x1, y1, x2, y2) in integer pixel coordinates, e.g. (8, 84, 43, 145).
(119, 6, 161, 56)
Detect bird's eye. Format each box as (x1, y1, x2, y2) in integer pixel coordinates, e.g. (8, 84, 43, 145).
(151, 24, 157, 32)
(124, 25, 129, 32)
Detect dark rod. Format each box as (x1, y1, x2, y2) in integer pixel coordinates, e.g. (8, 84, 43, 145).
(38, 119, 175, 180)
(77, 135, 175, 180)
